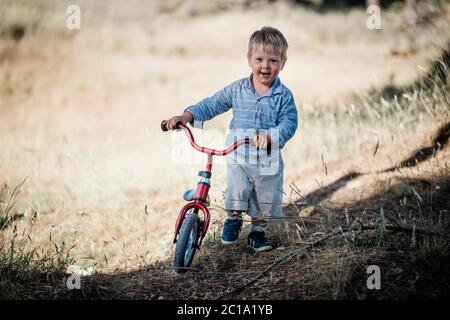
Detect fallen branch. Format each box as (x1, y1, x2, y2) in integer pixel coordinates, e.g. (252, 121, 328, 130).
(217, 223, 442, 299)
(217, 227, 344, 299)
(375, 224, 440, 236)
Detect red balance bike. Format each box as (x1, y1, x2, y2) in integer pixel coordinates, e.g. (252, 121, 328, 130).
(161, 120, 251, 273)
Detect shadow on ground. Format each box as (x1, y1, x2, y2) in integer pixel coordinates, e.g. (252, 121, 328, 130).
(381, 120, 450, 173)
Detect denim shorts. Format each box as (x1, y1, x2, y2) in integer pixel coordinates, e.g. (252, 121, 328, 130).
(224, 156, 284, 220)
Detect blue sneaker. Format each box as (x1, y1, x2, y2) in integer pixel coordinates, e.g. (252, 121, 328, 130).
(221, 218, 243, 245)
(247, 231, 273, 252)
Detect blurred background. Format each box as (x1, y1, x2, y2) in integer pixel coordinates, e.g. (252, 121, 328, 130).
(1, 0, 449, 274)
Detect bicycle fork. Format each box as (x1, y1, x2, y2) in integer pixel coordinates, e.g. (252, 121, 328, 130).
(173, 155, 213, 248)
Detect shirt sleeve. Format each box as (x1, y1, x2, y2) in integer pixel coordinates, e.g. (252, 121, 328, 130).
(184, 84, 233, 128)
(269, 91, 298, 149)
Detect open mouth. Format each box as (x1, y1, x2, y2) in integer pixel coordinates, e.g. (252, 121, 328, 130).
(260, 72, 271, 78)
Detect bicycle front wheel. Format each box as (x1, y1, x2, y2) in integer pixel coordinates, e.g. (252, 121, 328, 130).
(173, 211, 200, 273)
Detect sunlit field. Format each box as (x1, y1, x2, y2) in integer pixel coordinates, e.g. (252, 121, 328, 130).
(1, 0, 449, 275)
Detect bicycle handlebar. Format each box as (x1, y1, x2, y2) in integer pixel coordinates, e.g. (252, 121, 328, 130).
(161, 120, 251, 156)
(161, 120, 169, 132)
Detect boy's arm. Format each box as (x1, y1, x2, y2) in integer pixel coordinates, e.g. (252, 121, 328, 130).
(184, 84, 233, 128)
(268, 92, 298, 149)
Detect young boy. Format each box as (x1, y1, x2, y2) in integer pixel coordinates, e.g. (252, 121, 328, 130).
(165, 26, 298, 252)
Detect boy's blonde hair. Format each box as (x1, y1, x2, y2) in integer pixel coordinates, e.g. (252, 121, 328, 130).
(247, 26, 288, 61)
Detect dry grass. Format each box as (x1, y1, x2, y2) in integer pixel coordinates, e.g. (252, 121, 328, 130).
(1, 0, 450, 299)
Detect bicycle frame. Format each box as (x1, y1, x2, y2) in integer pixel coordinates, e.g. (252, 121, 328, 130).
(161, 121, 250, 248)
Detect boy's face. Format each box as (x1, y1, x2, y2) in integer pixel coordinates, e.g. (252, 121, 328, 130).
(248, 48, 286, 88)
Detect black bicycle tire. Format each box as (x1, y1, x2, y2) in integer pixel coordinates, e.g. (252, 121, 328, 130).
(173, 211, 200, 273)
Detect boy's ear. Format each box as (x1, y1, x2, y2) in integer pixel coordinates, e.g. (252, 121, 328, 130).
(281, 58, 287, 70)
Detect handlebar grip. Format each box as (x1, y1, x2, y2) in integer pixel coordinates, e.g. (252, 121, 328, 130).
(161, 120, 169, 132)
(161, 120, 184, 132)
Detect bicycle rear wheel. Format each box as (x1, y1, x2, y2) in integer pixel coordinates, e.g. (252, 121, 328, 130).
(173, 211, 200, 273)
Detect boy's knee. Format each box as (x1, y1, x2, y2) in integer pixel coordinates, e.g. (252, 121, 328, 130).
(227, 185, 251, 201)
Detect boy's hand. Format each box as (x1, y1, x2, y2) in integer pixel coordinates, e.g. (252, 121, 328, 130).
(166, 112, 193, 130)
(253, 131, 271, 150)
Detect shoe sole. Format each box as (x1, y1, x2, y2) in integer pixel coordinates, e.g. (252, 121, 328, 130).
(221, 239, 238, 245)
(248, 244, 273, 252)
